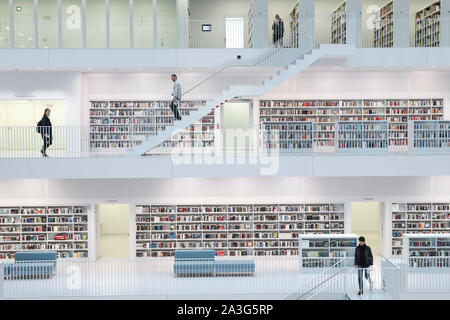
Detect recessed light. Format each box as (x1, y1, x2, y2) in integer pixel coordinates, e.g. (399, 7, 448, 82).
(36, 67, 44, 70)
(87, 67, 94, 70)
(432, 66, 438, 68)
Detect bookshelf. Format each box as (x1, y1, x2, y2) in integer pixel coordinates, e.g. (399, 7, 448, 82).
(391, 203, 450, 256)
(299, 234, 357, 268)
(89, 100, 205, 151)
(412, 120, 450, 150)
(331, 2, 347, 44)
(373, 1, 394, 48)
(337, 121, 388, 151)
(145, 111, 216, 155)
(259, 99, 444, 152)
(135, 203, 345, 258)
(415, 1, 441, 47)
(403, 234, 450, 268)
(260, 122, 313, 151)
(0, 205, 90, 260)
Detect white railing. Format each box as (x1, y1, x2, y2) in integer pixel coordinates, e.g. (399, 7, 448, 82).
(3, 16, 450, 49)
(387, 257, 450, 294)
(3, 120, 450, 158)
(281, 257, 348, 300)
(2, 256, 450, 299)
(0, 256, 324, 299)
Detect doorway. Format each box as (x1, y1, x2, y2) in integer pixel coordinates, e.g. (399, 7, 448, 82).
(221, 101, 251, 151)
(96, 204, 130, 259)
(351, 202, 385, 263)
(225, 18, 244, 48)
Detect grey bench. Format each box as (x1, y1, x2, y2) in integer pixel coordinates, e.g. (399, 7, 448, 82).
(3, 251, 57, 280)
(173, 250, 255, 277)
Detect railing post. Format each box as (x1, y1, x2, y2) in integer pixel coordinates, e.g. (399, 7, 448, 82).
(393, 0, 409, 48)
(0, 262, 4, 299)
(441, 1, 450, 47)
(346, 0, 362, 47)
(298, 0, 315, 49)
(9, 0, 14, 48)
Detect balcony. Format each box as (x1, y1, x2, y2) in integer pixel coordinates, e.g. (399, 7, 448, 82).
(1, 122, 450, 179)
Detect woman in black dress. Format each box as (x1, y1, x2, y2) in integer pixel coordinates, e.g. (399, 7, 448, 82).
(37, 108, 52, 157)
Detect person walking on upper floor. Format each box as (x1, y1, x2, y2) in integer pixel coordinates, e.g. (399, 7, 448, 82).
(37, 108, 52, 157)
(170, 74, 182, 121)
(354, 236, 374, 295)
(272, 15, 284, 47)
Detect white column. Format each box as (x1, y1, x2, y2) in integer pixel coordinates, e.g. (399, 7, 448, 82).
(250, 0, 268, 48)
(82, 0, 87, 48)
(441, 0, 450, 47)
(153, 0, 157, 48)
(106, 0, 110, 48)
(9, 0, 15, 48)
(346, 0, 362, 47)
(393, 0, 409, 47)
(33, 0, 39, 48)
(298, 0, 314, 48)
(57, 0, 63, 48)
(129, 0, 134, 48)
(176, 0, 188, 48)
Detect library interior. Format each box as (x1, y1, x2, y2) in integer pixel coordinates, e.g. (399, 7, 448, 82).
(0, 0, 450, 301)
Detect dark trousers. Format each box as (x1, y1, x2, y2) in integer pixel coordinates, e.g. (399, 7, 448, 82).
(357, 266, 371, 291)
(41, 136, 52, 154)
(170, 100, 181, 120)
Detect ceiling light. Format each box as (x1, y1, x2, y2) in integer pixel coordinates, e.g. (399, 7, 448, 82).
(36, 67, 44, 70)
(87, 67, 94, 70)
(432, 66, 438, 68)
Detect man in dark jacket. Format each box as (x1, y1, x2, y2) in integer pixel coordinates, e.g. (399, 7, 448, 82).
(354, 236, 373, 295)
(272, 15, 284, 47)
(37, 108, 52, 157)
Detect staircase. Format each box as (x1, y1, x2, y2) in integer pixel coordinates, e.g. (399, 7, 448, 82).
(127, 30, 355, 157)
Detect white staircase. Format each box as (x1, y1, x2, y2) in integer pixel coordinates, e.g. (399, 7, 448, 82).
(127, 45, 354, 156)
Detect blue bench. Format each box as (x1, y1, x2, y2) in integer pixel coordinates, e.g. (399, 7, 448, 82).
(174, 250, 255, 277)
(3, 251, 57, 280)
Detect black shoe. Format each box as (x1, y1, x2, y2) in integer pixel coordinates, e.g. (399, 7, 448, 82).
(357, 291, 363, 295)
(44, 153, 49, 157)
(40, 150, 45, 157)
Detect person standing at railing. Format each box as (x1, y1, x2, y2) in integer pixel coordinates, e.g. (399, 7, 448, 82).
(36, 108, 52, 157)
(170, 74, 182, 121)
(272, 15, 284, 47)
(354, 236, 374, 295)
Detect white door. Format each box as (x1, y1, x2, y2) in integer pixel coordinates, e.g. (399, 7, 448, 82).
(225, 18, 244, 48)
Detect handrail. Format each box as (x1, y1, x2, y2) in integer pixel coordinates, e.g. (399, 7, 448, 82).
(280, 257, 346, 300)
(301, 267, 351, 300)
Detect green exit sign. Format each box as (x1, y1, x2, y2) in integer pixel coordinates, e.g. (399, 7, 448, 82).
(16, 6, 22, 12)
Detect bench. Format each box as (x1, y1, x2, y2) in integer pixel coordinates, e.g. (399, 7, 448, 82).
(3, 251, 57, 280)
(174, 250, 255, 277)
(174, 250, 215, 277)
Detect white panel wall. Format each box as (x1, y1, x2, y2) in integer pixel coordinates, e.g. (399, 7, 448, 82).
(0, 72, 82, 125)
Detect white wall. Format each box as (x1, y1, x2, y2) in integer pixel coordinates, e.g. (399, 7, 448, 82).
(188, 0, 250, 47)
(0, 72, 82, 126)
